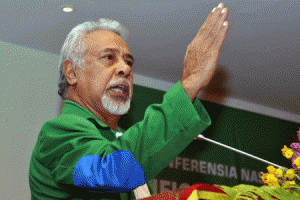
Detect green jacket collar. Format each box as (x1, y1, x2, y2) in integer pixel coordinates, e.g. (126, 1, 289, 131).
(61, 100, 125, 134)
(61, 100, 110, 129)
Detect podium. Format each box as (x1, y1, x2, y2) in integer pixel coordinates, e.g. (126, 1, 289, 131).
(136, 183, 229, 200)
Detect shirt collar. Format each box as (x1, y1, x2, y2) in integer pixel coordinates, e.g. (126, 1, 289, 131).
(61, 100, 110, 128)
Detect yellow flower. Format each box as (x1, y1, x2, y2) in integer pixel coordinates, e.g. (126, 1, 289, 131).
(260, 172, 268, 183)
(267, 165, 277, 174)
(283, 181, 296, 188)
(294, 157, 300, 168)
(275, 169, 283, 178)
(266, 174, 280, 186)
(285, 169, 295, 179)
(266, 174, 277, 181)
(284, 149, 294, 159)
(282, 145, 290, 154)
(285, 181, 296, 185)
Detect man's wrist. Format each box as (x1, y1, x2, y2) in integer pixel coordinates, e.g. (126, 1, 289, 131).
(180, 79, 203, 102)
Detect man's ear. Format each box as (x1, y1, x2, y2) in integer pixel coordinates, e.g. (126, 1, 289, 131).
(63, 59, 77, 85)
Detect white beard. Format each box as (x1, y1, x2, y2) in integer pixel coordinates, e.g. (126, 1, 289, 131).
(101, 90, 131, 115)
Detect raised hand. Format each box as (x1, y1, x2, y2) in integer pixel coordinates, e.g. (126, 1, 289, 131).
(180, 3, 229, 102)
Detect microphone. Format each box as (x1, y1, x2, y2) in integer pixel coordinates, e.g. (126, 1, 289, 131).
(196, 134, 284, 169)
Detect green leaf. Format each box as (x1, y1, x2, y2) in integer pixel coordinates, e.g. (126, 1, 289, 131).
(214, 184, 300, 200)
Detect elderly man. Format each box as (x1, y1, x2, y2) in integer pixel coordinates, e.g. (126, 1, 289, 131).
(29, 3, 229, 200)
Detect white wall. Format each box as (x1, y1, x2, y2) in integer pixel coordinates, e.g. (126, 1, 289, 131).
(0, 40, 60, 199)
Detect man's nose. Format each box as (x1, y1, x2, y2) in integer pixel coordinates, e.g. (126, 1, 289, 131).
(115, 60, 131, 78)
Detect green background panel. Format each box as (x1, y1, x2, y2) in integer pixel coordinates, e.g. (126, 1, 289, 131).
(119, 84, 300, 187)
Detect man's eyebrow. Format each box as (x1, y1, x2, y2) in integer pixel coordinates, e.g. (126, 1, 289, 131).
(100, 48, 135, 63)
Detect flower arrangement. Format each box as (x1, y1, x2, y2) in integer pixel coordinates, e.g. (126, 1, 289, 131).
(259, 128, 300, 194)
(193, 128, 300, 199)
(215, 128, 300, 199)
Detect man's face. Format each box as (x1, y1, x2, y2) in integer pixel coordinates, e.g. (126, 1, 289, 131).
(75, 29, 134, 115)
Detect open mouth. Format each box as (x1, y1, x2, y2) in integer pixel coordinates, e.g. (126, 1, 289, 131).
(108, 84, 130, 97)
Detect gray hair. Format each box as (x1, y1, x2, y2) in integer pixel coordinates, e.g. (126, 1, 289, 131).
(57, 18, 129, 100)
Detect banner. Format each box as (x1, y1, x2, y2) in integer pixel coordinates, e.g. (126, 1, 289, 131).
(119, 84, 300, 194)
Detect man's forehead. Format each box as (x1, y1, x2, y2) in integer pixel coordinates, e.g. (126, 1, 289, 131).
(85, 30, 130, 54)
(85, 30, 127, 46)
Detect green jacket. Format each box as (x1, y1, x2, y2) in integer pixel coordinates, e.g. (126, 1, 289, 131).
(29, 81, 211, 200)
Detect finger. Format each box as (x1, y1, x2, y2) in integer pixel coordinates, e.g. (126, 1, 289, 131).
(214, 7, 229, 37)
(207, 6, 228, 42)
(212, 21, 229, 53)
(189, 7, 228, 55)
(194, 5, 227, 54)
(209, 5, 229, 52)
(205, 3, 225, 30)
(195, 3, 225, 39)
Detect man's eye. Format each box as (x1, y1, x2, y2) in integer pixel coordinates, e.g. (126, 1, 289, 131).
(126, 61, 133, 66)
(103, 55, 114, 59)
